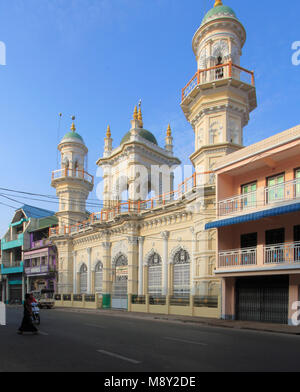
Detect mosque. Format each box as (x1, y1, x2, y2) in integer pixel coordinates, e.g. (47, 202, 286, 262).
(50, 0, 257, 316)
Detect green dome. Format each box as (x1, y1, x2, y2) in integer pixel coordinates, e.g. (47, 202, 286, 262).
(62, 131, 84, 143)
(201, 5, 237, 26)
(121, 129, 158, 146)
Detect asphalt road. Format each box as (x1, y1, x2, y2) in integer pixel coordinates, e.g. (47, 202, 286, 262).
(1, 306, 300, 372)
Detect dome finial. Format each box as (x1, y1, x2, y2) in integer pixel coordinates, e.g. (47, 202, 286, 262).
(214, 0, 223, 7)
(106, 125, 111, 138)
(70, 115, 76, 132)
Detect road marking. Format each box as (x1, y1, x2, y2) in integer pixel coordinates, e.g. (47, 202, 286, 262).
(97, 350, 141, 364)
(84, 323, 106, 329)
(164, 337, 207, 346)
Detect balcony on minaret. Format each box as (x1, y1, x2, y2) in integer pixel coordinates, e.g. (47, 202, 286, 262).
(181, 61, 256, 110)
(51, 168, 94, 186)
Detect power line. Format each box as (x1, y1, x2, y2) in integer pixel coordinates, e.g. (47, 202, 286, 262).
(0, 201, 19, 210)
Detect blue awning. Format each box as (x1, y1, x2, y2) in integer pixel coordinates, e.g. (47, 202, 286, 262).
(205, 202, 300, 230)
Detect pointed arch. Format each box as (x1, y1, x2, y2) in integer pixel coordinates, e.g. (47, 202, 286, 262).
(112, 252, 128, 268)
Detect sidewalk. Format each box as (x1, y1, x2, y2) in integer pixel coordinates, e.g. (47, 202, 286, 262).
(53, 307, 300, 336)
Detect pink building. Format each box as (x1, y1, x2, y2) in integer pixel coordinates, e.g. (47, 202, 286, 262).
(206, 125, 300, 325)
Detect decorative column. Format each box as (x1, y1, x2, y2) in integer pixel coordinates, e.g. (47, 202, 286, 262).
(138, 237, 144, 296)
(161, 231, 169, 296)
(87, 248, 92, 294)
(91, 269, 95, 294)
(102, 241, 112, 309)
(73, 251, 77, 294)
(190, 228, 196, 295)
(127, 236, 139, 295)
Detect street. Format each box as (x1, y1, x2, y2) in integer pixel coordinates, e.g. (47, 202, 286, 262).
(0, 306, 300, 372)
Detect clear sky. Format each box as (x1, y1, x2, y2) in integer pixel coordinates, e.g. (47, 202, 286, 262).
(0, 0, 299, 237)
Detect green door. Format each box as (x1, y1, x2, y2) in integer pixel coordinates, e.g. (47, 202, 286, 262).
(267, 174, 284, 203)
(241, 182, 257, 209)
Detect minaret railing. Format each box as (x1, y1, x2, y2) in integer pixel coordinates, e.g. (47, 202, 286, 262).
(51, 168, 94, 185)
(182, 62, 255, 102)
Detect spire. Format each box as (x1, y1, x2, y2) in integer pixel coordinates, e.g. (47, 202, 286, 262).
(138, 107, 143, 128)
(165, 124, 173, 153)
(167, 124, 172, 137)
(104, 125, 112, 156)
(70, 115, 76, 132)
(106, 125, 111, 138)
(214, 0, 223, 7)
(138, 107, 142, 122)
(133, 106, 138, 120)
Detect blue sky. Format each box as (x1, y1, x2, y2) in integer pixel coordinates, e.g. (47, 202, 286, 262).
(0, 0, 299, 236)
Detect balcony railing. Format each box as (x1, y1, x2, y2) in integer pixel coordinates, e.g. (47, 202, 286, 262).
(218, 191, 257, 217)
(49, 171, 211, 236)
(51, 168, 94, 185)
(1, 261, 24, 274)
(25, 265, 52, 275)
(218, 178, 300, 217)
(182, 62, 255, 102)
(264, 242, 300, 265)
(217, 242, 300, 271)
(218, 247, 257, 268)
(31, 239, 51, 249)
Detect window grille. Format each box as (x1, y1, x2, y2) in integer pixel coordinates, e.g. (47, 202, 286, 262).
(148, 253, 162, 295)
(80, 263, 88, 294)
(95, 261, 103, 293)
(173, 250, 190, 297)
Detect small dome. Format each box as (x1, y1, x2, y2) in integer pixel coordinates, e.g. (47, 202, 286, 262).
(121, 129, 158, 146)
(201, 5, 237, 26)
(61, 131, 85, 145)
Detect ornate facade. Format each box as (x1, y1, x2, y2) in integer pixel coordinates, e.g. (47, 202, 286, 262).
(50, 1, 257, 315)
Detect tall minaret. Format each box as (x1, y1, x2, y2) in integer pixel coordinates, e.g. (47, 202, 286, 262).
(51, 117, 94, 231)
(181, 0, 257, 181)
(165, 124, 173, 153)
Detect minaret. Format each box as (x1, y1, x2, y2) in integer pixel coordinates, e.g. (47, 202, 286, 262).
(104, 125, 113, 157)
(181, 0, 257, 181)
(51, 117, 94, 231)
(165, 124, 173, 153)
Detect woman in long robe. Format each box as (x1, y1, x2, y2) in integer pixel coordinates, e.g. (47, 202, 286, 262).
(18, 294, 38, 334)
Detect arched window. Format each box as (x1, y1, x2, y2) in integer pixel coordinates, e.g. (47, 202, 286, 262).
(148, 253, 162, 295)
(95, 261, 103, 293)
(79, 263, 88, 294)
(173, 249, 190, 297)
(74, 161, 79, 177)
(113, 254, 128, 296)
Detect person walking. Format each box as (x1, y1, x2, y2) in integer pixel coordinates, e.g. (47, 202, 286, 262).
(17, 294, 38, 335)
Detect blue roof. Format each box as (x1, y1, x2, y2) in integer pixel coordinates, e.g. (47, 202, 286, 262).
(20, 205, 55, 219)
(205, 203, 300, 230)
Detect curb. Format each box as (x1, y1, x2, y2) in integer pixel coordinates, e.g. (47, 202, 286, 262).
(53, 307, 300, 336)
